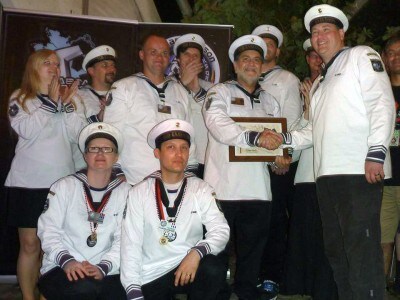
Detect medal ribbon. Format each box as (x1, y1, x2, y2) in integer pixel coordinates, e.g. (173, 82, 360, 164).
(155, 178, 187, 220)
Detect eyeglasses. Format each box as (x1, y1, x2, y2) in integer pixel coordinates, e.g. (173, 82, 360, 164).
(86, 146, 115, 153)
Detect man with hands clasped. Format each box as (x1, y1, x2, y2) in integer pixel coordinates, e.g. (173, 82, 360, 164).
(121, 119, 230, 300)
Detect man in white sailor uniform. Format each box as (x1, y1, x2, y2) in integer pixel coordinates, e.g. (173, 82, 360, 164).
(252, 25, 302, 292)
(264, 4, 395, 299)
(103, 35, 197, 185)
(172, 33, 213, 178)
(121, 119, 230, 300)
(72, 45, 117, 170)
(202, 35, 282, 300)
(37, 122, 131, 300)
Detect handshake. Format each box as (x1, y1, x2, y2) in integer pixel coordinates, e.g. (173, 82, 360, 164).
(257, 129, 283, 150)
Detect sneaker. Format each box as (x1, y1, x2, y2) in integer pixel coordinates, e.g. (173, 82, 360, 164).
(258, 280, 279, 300)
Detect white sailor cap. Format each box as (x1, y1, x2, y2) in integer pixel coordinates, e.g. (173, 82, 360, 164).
(303, 38, 312, 51)
(82, 45, 116, 71)
(173, 33, 206, 56)
(252, 25, 283, 48)
(228, 35, 267, 63)
(304, 4, 349, 33)
(79, 122, 123, 153)
(147, 119, 194, 149)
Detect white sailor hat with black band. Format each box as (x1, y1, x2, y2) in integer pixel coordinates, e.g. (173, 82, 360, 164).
(252, 25, 283, 48)
(303, 38, 312, 51)
(304, 4, 349, 33)
(82, 45, 116, 71)
(79, 122, 123, 153)
(173, 33, 206, 56)
(147, 119, 195, 149)
(228, 34, 267, 63)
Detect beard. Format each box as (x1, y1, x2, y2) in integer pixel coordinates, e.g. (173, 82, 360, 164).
(104, 73, 116, 84)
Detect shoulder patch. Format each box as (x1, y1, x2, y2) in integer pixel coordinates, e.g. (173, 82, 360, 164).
(42, 190, 55, 213)
(370, 59, 384, 72)
(8, 103, 19, 117)
(211, 192, 223, 212)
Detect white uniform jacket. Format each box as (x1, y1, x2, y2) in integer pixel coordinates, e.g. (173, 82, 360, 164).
(282, 46, 395, 179)
(5, 91, 85, 188)
(171, 75, 214, 164)
(72, 86, 106, 171)
(38, 171, 130, 276)
(121, 171, 229, 299)
(103, 73, 197, 185)
(202, 81, 281, 201)
(291, 115, 314, 184)
(259, 66, 302, 161)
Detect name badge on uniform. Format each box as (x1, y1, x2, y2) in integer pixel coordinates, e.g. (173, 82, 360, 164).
(231, 97, 244, 105)
(158, 104, 171, 114)
(88, 211, 105, 224)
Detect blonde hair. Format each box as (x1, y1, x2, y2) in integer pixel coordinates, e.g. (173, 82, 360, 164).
(16, 49, 58, 111)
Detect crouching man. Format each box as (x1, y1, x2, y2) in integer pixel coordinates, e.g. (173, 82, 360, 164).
(121, 119, 230, 300)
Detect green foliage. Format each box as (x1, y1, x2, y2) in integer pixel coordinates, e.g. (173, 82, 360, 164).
(183, 0, 397, 79)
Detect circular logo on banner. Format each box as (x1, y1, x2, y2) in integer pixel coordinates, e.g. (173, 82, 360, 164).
(167, 36, 220, 84)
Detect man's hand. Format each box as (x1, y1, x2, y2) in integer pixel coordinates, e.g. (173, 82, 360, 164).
(180, 60, 203, 88)
(365, 161, 384, 184)
(82, 261, 104, 280)
(258, 129, 283, 150)
(63, 260, 89, 281)
(271, 156, 292, 175)
(174, 250, 201, 286)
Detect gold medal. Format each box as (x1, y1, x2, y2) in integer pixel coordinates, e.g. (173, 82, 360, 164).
(87, 232, 97, 247)
(159, 236, 168, 245)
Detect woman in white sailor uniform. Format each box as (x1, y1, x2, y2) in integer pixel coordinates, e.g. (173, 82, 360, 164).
(4, 49, 84, 300)
(121, 119, 230, 300)
(37, 122, 130, 300)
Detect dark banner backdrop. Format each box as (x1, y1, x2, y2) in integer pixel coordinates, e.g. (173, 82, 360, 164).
(0, 7, 233, 275)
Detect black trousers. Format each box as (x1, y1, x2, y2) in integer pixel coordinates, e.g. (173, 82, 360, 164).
(220, 200, 272, 300)
(260, 162, 297, 285)
(38, 267, 126, 300)
(141, 254, 229, 300)
(316, 175, 385, 300)
(283, 183, 337, 299)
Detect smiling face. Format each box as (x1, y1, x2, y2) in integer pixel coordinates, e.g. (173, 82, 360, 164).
(139, 35, 170, 78)
(311, 22, 345, 63)
(306, 50, 323, 73)
(37, 53, 60, 87)
(384, 40, 400, 76)
(234, 49, 263, 90)
(154, 139, 189, 177)
(84, 138, 118, 172)
(88, 59, 117, 89)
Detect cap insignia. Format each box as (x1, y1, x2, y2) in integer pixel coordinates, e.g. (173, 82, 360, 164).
(176, 122, 180, 128)
(318, 8, 322, 13)
(98, 125, 103, 129)
(192, 36, 196, 41)
(251, 38, 254, 42)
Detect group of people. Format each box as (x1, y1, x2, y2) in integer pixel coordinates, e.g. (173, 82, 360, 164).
(4, 3, 399, 300)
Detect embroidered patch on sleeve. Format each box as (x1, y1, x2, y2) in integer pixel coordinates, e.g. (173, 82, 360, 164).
(8, 103, 19, 117)
(370, 59, 384, 72)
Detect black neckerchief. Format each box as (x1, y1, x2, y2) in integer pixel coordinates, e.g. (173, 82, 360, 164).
(89, 88, 107, 101)
(320, 47, 348, 83)
(259, 65, 282, 81)
(134, 73, 172, 103)
(155, 178, 187, 218)
(234, 81, 262, 108)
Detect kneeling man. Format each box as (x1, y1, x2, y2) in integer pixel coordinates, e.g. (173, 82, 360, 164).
(121, 119, 230, 300)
